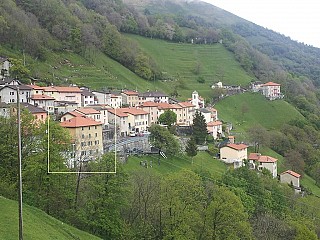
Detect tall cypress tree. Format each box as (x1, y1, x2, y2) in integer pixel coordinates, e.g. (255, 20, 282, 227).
(192, 110, 207, 144)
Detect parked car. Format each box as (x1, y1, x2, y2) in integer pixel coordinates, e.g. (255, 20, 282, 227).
(129, 131, 136, 137)
(142, 130, 151, 135)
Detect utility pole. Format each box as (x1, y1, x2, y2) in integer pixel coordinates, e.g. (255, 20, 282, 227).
(17, 87, 23, 240)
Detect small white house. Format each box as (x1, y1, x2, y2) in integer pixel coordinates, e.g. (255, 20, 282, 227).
(207, 120, 222, 140)
(0, 85, 32, 103)
(280, 170, 301, 188)
(220, 143, 248, 164)
(248, 153, 278, 178)
(261, 82, 282, 100)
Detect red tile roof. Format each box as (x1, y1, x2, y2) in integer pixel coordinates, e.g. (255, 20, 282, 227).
(76, 107, 100, 115)
(207, 120, 222, 127)
(64, 111, 85, 117)
(225, 143, 248, 150)
(248, 153, 261, 160)
(122, 90, 139, 96)
(249, 153, 277, 163)
(140, 101, 159, 107)
(257, 155, 277, 163)
(53, 86, 82, 93)
(108, 109, 128, 117)
(157, 102, 173, 109)
(43, 86, 58, 92)
(121, 108, 149, 115)
(60, 116, 102, 128)
(281, 170, 301, 178)
(27, 85, 45, 90)
(262, 81, 281, 86)
(178, 101, 195, 107)
(30, 94, 55, 100)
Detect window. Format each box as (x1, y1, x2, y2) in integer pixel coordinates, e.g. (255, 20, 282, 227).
(81, 151, 86, 156)
(82, 134, 85, 139)
(88, 134, 91, 138)
(95, 133, 98, 137)
(81, 127, 84, 131)
(95, 126, 97, 129)
(88, 126, 91, 130)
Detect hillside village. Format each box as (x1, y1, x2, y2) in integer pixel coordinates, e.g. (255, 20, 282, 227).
(0, 58, 300, 189)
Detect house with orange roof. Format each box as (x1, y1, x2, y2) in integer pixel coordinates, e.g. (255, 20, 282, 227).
(207, 120, 222, 140)
(139, 101, 159, 125)
(177, 101, 195, 126)
(261, 82, 282, 100)
(157, 102, 185, 125)
(43, 86, 82, 106)
(280, 170, 301, 188)
(121, 108, 149, 133)
(27, 84, 45, 95)
(107, 108, 129, 136)
(89, 104, 112, 126)
(75, 107, 102, 122)
(248, 153, 278, 178)
(220, 143, 248, 164)
(60, 116, 103, 166)
(60, 110, 84, 122)
(54, 86, 82, 106)
(121, 90, 139, 107)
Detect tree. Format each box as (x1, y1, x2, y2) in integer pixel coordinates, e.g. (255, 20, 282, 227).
(284, 150, 305, 174)
(149, 124, 179, 156)
(158, 110, 177, 128)
(203, 186, 253, 239)
(192, 110, 207, 145)
(248, 124, 269, 152)
(161, 170, 205, 239)
(9, 58, 30, 80)
(186, 137, 197, 163)
(74, 154, 128, 239)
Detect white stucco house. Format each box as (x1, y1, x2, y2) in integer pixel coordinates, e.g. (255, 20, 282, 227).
(248, 153, 278, 178)
(261, 82, 282, 100)
(220, 143, 248, 164)
(280, 170, 301, 188)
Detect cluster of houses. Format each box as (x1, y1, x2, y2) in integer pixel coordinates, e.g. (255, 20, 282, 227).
(0, 74, 223, 164)
(219, 142, 302, 190)
(1, 58, 298, 188)
(212, 81, 283, 100)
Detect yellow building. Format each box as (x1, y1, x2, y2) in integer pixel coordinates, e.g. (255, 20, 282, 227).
(60, 116, 103, 166)
(121, 90, 139, 107)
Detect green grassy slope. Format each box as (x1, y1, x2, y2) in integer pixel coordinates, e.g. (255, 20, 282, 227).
(215, 92, 304, 133)
(0, 196, 101, 240)
(2, 33, 254, 100)
(124, 151, 227, 178)
(126, 34, 254, 99)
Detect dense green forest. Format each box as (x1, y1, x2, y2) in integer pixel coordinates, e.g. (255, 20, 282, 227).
(2, 0, 320, 238)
